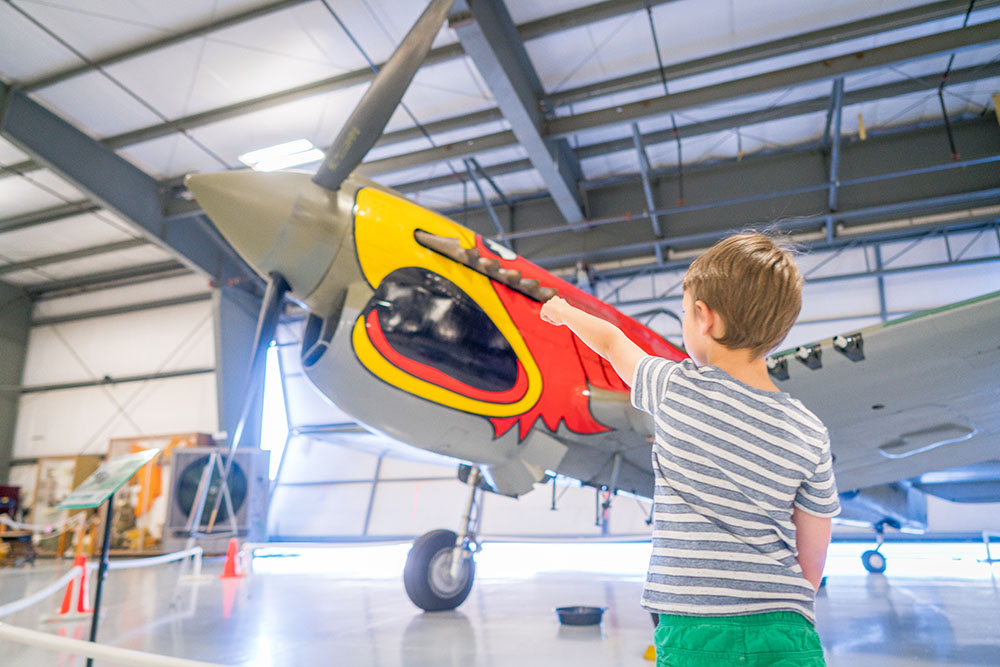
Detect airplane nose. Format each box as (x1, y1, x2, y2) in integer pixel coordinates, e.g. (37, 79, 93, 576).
(185, 170, 346, 297)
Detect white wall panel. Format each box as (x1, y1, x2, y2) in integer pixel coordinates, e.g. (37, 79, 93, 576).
(14, 372, 217, 459)
(279, 438, 378, 484)
(480, 480, 654, 537)
(799, 277, 882, 323)
(927, 496, 1000, 533)
(365, 479, 465, 537)
(31, 274, 212, 321)
(269, 483, 371, 537)
(883, 263, 1000, 313)
(23, 301, 214, 387)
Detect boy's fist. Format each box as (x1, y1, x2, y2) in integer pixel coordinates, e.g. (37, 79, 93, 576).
(540, 296, 568, 326)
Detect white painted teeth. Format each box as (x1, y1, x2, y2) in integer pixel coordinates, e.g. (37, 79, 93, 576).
(477, 257, 499, 272)
(415, 230, 558, 302)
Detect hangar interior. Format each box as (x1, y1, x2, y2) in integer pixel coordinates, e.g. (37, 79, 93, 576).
(1, 0, 999, 665)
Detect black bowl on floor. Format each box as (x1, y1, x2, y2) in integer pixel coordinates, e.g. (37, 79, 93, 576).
(555, 605, 605, 626)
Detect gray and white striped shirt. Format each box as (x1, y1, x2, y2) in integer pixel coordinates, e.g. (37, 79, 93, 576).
(631, 356, 840, 625)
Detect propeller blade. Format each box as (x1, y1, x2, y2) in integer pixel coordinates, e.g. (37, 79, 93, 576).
(312, 0, 455, 191)
(201, 272, 290, 533)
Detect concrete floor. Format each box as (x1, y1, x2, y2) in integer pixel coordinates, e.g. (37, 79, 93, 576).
(1, 542, 999, 666)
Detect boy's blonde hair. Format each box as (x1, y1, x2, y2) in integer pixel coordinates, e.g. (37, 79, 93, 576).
(682, 232, 803, 359)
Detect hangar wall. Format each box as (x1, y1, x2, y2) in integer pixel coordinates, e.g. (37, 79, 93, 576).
(7, 274, 219, 508)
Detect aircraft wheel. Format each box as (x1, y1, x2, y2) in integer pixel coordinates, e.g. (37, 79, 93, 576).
(404, 529, 475, 611)
(861, 549, 886, 574)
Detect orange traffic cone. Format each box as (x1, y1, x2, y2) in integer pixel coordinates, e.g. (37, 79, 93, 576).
(220, 538, 242, 579)
(45, 554, 93, 622)
(74, 554, 92, 613)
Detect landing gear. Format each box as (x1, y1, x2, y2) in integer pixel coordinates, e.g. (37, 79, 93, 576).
(861, 521, 888, 574)
(861, 549, 886, 573)
(404, 466, 482, 611)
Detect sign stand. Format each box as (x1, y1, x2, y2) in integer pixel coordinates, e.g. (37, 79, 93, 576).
(85, 490, 115, 667)
(57, 450, 159, 666)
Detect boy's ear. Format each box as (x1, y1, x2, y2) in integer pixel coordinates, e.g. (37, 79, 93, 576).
(695, 300, 725, 339)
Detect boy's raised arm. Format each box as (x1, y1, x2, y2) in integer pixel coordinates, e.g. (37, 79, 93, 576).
(540, 296, 647, 385)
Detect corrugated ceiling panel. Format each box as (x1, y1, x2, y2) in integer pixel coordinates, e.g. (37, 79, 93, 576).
(105, 3, 355, 124)
(31, 71, 164, 137)
(409, 168, 545, 212)
(505, 0, 587, 25)
(2, 1, 279, 79)
(389, 56, 494, 132)
(0, 1, 78, 81)
(0, 169, 85, 219)
(0, 137, 29, 165)
(527, 10, 655, 95)
(0, 211, 138, 263)
(2, 244, 176, 285)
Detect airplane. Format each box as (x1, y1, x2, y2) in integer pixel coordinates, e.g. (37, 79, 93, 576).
(183, 0, 1000, 611)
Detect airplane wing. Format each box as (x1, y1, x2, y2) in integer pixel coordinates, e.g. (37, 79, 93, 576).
(769, 290, 1000, 493)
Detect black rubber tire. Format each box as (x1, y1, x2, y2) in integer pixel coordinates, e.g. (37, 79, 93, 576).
(404, 529, 475, 612)
(861, 549, 887, 573)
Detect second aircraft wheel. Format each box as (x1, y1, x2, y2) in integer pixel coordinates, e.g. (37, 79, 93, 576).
(404, 529, 476, 611)
(861, 549, 887, 574)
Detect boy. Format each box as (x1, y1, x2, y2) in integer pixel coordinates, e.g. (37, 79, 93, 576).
(539, 233, 839, 666)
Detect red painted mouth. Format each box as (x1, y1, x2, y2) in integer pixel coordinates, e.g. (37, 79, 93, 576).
(365, 309, 530, 404)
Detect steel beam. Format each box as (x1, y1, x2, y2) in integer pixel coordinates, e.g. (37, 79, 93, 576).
(0, 82, 249, 284)
(0, 281, 30, 482)
(31, 292, 213, 326)
(4, 1, 994, 184)
(384, 59, 1000, 185)
(24, 261, 188, 297)
(463, 158, 507, 241)
(0, 239, 148, 276)
(391, 59, 1000, 193)
(450, 0, 584, 225)
(534, 191, 1000, 271)
(0, 201, 99, 234)
(448, 117, 1000, 269)
(19, 367, 215, 394)
(828, 78, 845, 213)
(631, 123, 663, 264)
(20, 0, 315, 90)
(609, 244, 1000, 308)
(547, 20, 1000, 138)
(5, 1, 676, 177)
(550, 0, 1000, 108)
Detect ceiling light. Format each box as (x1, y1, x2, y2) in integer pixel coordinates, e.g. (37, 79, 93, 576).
(238, 139, 324, 172)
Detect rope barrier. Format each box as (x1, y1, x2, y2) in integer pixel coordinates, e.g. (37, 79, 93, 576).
(0, 622, 227, 667)
(0, 546, 203, 619)
(0, 513, 86, 533)
(0, 567, 82, 618)
(94, 547, 203, 573)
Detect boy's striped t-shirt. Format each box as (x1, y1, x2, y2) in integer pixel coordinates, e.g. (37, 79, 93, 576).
(631, 356, 841, 625)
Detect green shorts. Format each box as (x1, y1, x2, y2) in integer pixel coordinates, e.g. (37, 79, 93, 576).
(654, 611, 826, 667)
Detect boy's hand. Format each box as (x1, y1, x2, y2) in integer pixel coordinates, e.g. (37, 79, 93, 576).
(540, 296, 569, 326)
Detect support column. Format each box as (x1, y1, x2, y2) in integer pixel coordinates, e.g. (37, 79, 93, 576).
(214, 285, 264, 450)
(0, 281, 30, 482)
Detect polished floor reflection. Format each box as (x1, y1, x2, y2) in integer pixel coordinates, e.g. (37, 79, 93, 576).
(1, 541, 998, 666)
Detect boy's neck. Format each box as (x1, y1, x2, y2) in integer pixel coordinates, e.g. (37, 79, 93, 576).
(702, 345, 781, 393)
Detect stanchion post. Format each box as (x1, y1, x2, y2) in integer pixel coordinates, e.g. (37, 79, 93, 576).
(86, 491, 114, 667)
